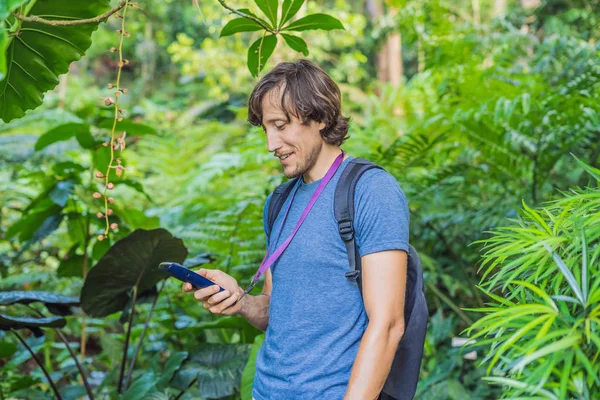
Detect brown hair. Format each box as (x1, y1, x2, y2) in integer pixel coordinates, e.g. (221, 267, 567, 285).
(247, 59, 350, 146)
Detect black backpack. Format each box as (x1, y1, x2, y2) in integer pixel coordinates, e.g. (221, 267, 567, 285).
(267, 158, 429, 400)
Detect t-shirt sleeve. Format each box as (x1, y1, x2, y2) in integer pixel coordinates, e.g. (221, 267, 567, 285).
(354, 169, 410, 257)
(263, 193, 273, 247)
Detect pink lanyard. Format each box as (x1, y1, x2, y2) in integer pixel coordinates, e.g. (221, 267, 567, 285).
(240, 152, 345, 298)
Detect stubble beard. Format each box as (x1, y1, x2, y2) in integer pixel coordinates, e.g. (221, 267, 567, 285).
(284, 142, 322, 180)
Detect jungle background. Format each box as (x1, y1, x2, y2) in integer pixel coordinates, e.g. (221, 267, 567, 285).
(0, 0, 599, 398)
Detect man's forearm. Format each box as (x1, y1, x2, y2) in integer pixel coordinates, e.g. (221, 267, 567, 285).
(237, 292, 270, 331)
(344, 322, 405, 400)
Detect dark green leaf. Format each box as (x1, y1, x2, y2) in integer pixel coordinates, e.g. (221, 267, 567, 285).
(282, 13, 345, 32)
(0, 313, 66, 330)
(49, 179, 75, 207)
(6, 205, 62, 242)
(171, 344, 251, 398)
(60, 385, 88, 400)
(156, 352, 188, 388)
(573, 154, 600, 182)
(0, 0, 111, 122)
(115, 179, 153, 202)
(0, 0, 30, 19)
(98, 119, 158, 136)
(0, 291, 79, 308)
(53, 161, 87, 178)
(247, 35, 277, 77)
(241, 335, 264, 400)
(281, 33, 309, 56)
(253, 0, 278, 28)
(92, 236, 111, 261)
(280, 0, 305, 28)
(80, 228, 188, 317)
(220, 18, 263, 37)
(237, 8, 270, 27)
(34, 123, 93, 151)
(183, 253, 214, 268)
(32, 214, 64, 243)
(120, 372, 157, 400)
(0, 0, 30, 80)
(57, 254, 86, 278)
(0, 339, 18, 357)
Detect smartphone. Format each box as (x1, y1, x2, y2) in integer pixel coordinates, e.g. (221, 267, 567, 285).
(159, 262, 224, 292)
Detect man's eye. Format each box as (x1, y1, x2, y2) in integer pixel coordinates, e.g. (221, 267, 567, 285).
(275, 125, 285, 130)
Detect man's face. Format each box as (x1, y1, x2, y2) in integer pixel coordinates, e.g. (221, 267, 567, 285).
(261, 88, 326, 179)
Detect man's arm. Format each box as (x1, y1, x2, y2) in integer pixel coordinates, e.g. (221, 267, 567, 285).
(237, 268, 272, 331)
(344, 250, 407, 400)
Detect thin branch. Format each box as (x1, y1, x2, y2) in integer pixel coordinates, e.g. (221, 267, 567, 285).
(13, 0, 128, 26)
(174, 377, 198, 400)
(123, 280, 166, 391)
(117, 285, 139, 393)
(25, 304, 94, 400)
(55, 330, 95, 400)
(216, 0, 275, 33)
(11, 330, 63, 400)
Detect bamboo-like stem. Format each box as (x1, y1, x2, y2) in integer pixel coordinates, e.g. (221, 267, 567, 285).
(117, 284, 139, 393)
(13, 0, 128, 26)
(11, 330, 63, 400)
(123, 280, 166, 390)
(217, 0, 275, 33)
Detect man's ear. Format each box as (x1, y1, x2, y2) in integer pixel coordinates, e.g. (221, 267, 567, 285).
(318, 121, 326, 131)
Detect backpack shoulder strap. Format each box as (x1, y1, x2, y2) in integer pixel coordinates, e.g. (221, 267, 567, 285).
(266, 178, 299, 237)
(334, 158, 383, 296)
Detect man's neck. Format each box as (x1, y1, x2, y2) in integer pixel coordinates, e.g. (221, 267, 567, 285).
(302, 145, 346, 184)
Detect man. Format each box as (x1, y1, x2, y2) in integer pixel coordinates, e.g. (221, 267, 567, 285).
(183, 59, 409, 400)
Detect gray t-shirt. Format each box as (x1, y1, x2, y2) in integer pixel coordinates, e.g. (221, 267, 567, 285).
(253, 155, 410, 400)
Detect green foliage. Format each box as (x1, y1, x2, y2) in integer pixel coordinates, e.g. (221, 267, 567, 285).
(171, 343, 251, 398)
(0, 0, 110, 122)
(465, 165, 600, 398)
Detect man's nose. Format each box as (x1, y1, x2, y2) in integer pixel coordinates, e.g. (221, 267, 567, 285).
(265, 129, 282, 153)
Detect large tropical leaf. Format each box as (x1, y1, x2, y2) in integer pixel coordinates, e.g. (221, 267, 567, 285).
(171, 343, 251, 398)
(0, 0, 30, 80)
(80, 228, 188, 317)
(0, 313, 66, 331)
(0, 0, 111, 122)
(0, 291, 79, 316)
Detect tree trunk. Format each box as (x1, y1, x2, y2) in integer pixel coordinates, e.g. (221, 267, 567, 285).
(493, 0, 507, 18)
(366, 0, 404, 92)
(472, 0, 481, 25)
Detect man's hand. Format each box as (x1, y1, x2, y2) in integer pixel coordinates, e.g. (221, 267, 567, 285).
(182, 268, 244, 315)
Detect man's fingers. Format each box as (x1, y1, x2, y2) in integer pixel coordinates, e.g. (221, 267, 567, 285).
(182, 282, 193, 292)
(210, 291, 239, 314)
(206, 290, 231, 305)
(193, 285, 221, 301)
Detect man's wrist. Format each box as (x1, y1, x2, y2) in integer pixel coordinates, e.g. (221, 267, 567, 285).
(235, 287, 248, 315)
